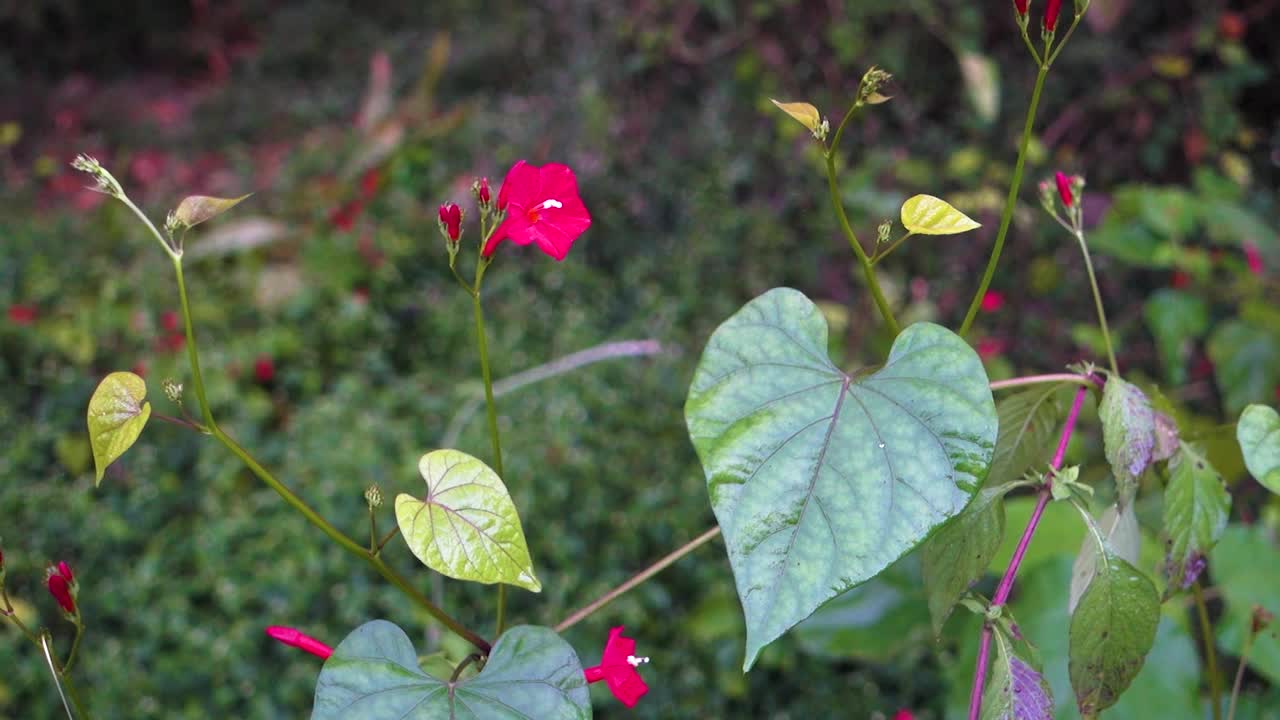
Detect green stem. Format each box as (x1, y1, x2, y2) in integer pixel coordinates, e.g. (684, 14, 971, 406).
(1194, 581, 1222, 720)
(60, 671, 90, 720)
(170, 258, 491, 655)
(555, 525, 722, 633)
(63, 620, 84, 673)
(826, 103, 900, 337)
(118, 194, 177, 260)
(870, 232, 915, 266)
(471, 261, 508, 638)
(1074, 231, 1120, 375)
(959, 63, 1050, 337)
(1225, 625, 1256, 720)
(369, 506, 378, 554)
(377, 526, 401, 552)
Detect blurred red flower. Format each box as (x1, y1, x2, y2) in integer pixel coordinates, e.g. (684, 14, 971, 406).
(483, 160, 591, 261)
(583, 626, 649, 708)
(7, 304, 37, 326)
(1244, 242, 1264, 275)
(977, 337, 1009, 361)
(980, 290, 1006, 313)
(254, 355, 275, 384)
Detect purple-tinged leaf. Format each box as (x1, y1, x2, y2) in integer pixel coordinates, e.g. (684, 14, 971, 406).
(1100, 376, 1156, 505)
(981, 630, 1053, 720)
(1161, 444, 1230, 595)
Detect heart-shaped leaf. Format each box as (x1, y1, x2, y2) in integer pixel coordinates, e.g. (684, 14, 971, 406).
(173, 194, 251, 229)
(396, 449, 541, 592)
(1237, 404, 1280, 494)
(1099, 376, 1156, 505)
(1162, 443, 1230, 593)
(769, 99, 823, 135)
(86, 371, 151, 485)
(685, 288, 997, 669)
(1068, 549, 1160, 716)
(312, 620, 590, 720)
(900, 194, 981, 236)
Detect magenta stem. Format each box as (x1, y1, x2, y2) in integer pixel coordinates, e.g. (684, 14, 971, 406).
(967, 384, 1090, 720)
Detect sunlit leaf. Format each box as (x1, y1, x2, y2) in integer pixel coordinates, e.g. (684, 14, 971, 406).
(900, 194, 982, 236)
(312, 620, 589, 719)
(769, 99, 823, 134)
(86, 371, 151, 486)
(396, 449, 541, 592)
(1237, 404, 1280, 494)
(685, 288, 996, 669)
(173, 194, 251, 229)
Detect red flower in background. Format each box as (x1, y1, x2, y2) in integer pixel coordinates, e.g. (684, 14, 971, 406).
(330, 199, 365, 232)
(583, 626, 649, 708)
(7, 304, 37, 326)
(980, 290, 1006, 313)
(482, 160, 591, 261)
(254, 355, 275, 384)
(1244, 241, 1264, 275)
(893, 711, 916, 720)
(977, 337, 1009, 361)
(265, 626, 333, 660)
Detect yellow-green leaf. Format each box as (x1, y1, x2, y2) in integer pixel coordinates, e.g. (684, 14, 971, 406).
(86, 371, 151, 485)
(396, 450, 541, 592)
(173, 194, 251, 229)
(769, 99, 822, 134)
(900, 195, 982, 235)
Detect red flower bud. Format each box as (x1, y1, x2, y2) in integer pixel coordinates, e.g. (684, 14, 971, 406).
(1014, 0, 1029, 16)
(438, 203, 462, 241)
(57, 561, 75, 585)
(980, 290, 1006, 313)
(1054, 171, 1074, 207)
(254, 355, 275, 384)
(161, 310, 180, 333)
(1044, 0, 1062, 31)
(476, 177, 491, 208)
(47, 572, 76, 615)
(266, 625, 333, 660)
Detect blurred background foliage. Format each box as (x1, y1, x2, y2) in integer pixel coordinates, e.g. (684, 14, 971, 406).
(1, 0, 1278, 717)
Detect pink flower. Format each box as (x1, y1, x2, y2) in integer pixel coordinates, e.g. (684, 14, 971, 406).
(360, 169, 381, 199)
(980, 290, 1006, 313)
(7, 304, 37, 326)
(482, 160, 591, 261)
(1044, 0, 1062, 31)
(977, 337, 1009, 361)
(893, 711, 916, 720)
(438, 203, 462, 242)
(583, 626, 649, 708)
(265, 625, 333, 660)
(1054, 171, 1073, 207)
(57, 561, 75, 585)
(1244, 241, 1264, 275)
(254, 355, 275, 384)
(161, 310, 180, 333)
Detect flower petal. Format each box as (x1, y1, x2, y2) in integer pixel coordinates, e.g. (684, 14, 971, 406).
(497, 160, 540, 210)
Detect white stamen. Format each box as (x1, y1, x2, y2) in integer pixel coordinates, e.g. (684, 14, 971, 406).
(626, 655, 650, 667)
(539, 199, 564, 210)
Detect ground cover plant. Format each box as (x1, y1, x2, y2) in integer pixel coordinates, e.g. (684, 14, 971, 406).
(2, 1, 1279, 718)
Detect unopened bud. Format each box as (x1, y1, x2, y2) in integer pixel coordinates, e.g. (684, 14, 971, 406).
(1044, 0, 1063, 32)
(71, 154, 124, 197)
(364, 484, 383, 509)
(1253, 605, 1275, 634)
(438, 203, 462, 243)
(473, 178, 492, 210)
(858, 67, 893, 106)
(163, 379, 184, 405)
(1054, 171, 1075, 208)
(877, 220, 893, 245)
(1038, 180, 1056, 214)
(46, 563, 78, 617)
(1014, 0, 1029, 16)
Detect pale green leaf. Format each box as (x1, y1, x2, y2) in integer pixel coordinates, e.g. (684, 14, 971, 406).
(1068, 504, 1140, 613)
(1238, 404, 1280, 494)
(173, 194, 251, 229)
(312, 620, 589, 720)
(1212, 526, 1280, 684)
(769, 99, 822, 134)
(1208, 320, 1280, 416)
(86, 371, 151, 486)
(1068, 550, 1160, 716)
(685, 288, 996, 669)
(1099, 376, 1156, 506)
(900, 194, 981, 236)
(1162, 444, 1230, 593)
(923, 486, 1006, 637)
(396, 449, 541, 592)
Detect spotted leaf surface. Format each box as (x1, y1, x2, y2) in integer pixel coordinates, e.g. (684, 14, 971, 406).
(685, 288, 997, 669)
(981, 630, 1053, 720)
(312, 620, 590, 720)
(1162, 444, 1230, 593)
(396, 449, 541, 592)
(1100, 376, 1156, 506)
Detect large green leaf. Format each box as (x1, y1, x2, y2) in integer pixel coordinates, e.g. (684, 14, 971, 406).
(396, 450, 541, 592)
(981, 628, 1053, 720)
(1212, 526, 1280, 684)
(1208, 320, 1280, 416)
(312, 620, 590, 719)
(1099, 376, 1156, 506)
(1162, 444, 1230, 593)
(1237, 404, 1280, 493)
(988, 386, 1066, 488)
(1142, 290, 1209, 386)
(86, 371, 152, 486)
(685, 288, 996, 670)
(923, 486, 1006, 636)
(1068, 549, 1160, 716)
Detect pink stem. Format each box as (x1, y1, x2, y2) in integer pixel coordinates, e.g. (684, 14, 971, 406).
(988, 373, 1098, 392)
(967, 385, 1090, 720)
